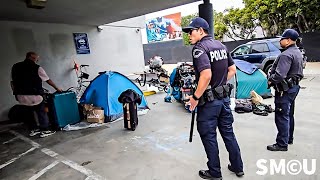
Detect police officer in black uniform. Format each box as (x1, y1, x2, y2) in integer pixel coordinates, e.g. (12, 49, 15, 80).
(267, 29, 303, 151)
(182, 17, 244, 180)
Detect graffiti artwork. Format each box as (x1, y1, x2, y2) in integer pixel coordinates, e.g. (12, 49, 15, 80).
(146, 12, 183, 43)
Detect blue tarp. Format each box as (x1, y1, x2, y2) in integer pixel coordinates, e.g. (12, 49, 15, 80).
(234, 59, 258, 75)
(80, 71, 148, 122)
(169, 68, 181, 101)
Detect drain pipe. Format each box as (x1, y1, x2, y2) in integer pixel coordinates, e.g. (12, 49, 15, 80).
(199, 0, 214, 37)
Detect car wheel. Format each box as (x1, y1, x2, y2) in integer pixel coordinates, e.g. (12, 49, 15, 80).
(264, 64, 273, 75)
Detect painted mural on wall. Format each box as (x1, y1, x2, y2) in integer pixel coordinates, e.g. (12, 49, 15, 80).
(146, 12, 182, 43)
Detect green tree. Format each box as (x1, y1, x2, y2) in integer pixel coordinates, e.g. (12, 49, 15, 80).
(280, 0, 320, 32)
(181, 0, 320, 43)
(181, 14, 197, 45)
(243, 0, 320, 36)
(214, 11, 228, 40)
(223, 7, 259, 40)
(181, 12, 228, 44)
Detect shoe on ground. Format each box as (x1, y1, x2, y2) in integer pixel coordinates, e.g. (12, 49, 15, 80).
(267, 144, 288, 151)
(40, 130, 56, 138)
(288, 140, 293, 145)
(199, 170, 222, 180)
(228, 164, 244, 177)
(29, 129, 41, 137)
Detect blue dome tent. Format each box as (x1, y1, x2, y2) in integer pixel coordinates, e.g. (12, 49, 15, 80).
(80, 71, 149, 122)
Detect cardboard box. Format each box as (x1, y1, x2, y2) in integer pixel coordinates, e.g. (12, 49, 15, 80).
(87, 109, 105, 123)
(83, 104, 105, 123)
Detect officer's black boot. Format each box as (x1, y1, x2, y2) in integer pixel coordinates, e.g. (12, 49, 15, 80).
(199, 170, 222, 180)
(267, 144, 288, 151)
(228, 164, 244, 177)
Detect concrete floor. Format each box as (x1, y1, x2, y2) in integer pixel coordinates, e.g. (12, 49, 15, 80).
(1, 63, 320, 180)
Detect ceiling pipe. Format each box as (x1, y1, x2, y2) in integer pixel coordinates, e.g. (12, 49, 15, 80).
(199, 0, 214, 36)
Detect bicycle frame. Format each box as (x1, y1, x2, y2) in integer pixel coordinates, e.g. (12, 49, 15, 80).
(67, 64, 90, 101)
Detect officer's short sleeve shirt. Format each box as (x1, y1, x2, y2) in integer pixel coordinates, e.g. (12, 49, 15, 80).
(227, 52, 235, 67)
(192, 45, 211, 74)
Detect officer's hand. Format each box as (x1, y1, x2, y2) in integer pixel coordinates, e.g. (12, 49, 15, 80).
(186, 95, 198, 111)
(268, 81, 271, 85)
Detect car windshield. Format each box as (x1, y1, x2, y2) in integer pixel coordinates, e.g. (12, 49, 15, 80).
(251, 43, 269, 53)
(233, 45, 250, 55)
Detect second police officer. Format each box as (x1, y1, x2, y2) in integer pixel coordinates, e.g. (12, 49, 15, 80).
(267, 29, 303, 151)
(182, 17, 244, 180)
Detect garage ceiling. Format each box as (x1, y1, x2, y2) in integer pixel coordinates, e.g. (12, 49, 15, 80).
(0, 0, 199, 26)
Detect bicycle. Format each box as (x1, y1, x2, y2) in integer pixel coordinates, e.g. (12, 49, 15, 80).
(67, 63, 91, 101)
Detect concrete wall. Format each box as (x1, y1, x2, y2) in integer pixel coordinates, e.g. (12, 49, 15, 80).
(300, 32, 320, 61)
(143, 40, 192, 65)
(0, 16, 146, 122)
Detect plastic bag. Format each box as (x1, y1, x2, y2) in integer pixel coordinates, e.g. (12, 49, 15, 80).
(250, 90, 263, 105)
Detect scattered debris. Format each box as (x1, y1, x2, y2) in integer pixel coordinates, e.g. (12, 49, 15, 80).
(143, 91, 157, 96)
(309, 77, 315, 81)
(131, 136, 141, 140)
(63, 122, 109, 131)
(81, 161, 92, 166)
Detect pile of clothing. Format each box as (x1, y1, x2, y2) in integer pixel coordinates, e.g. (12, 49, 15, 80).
(234, 91, 274, 116)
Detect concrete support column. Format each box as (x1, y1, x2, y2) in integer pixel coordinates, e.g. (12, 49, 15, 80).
(199, 0, 214, 37)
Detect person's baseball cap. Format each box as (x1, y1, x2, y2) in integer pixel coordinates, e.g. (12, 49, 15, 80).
(280, 29, 299, 41)
(182, 17, 209, 33)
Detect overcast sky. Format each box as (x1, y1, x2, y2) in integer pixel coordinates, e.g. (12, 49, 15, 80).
(146, 0, 244, 19)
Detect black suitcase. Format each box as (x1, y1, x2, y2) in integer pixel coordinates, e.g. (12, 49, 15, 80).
(123, 102, 138, 131)
(118, 89, 142, 131)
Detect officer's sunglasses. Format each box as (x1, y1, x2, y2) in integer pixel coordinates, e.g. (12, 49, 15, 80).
(188, 28, 200, 35)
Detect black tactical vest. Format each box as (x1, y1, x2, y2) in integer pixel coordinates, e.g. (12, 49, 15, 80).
(11, 59, 44, 95)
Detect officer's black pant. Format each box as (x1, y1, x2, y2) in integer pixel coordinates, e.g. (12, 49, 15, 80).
(197, 97, 243, 177)
(289, 101, 295, 142)
(274, 85, 300, 147)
